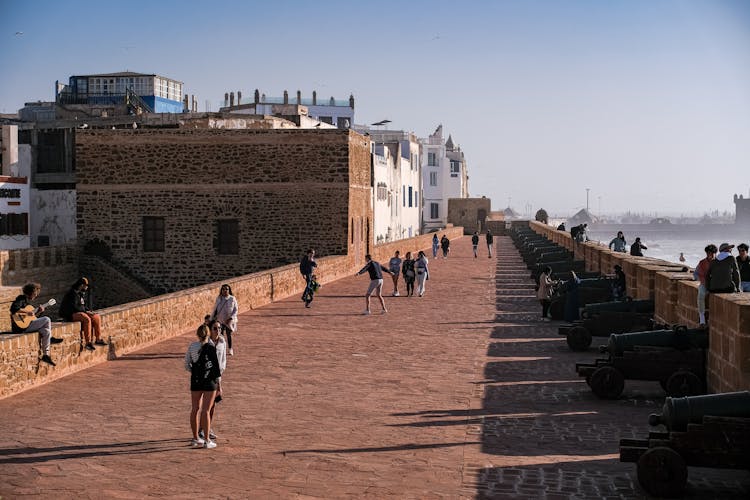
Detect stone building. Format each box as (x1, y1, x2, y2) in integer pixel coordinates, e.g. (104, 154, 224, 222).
(75, 127, 372, 293)
(734, 193, 750, 227)
(421, 125, 469, 232)
(448, 197, 491, 234)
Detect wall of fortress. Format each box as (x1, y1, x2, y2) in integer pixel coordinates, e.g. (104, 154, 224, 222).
(528, 221, 750, 394)
(75, 128, 372, 293)
(0, 227, 464, 399)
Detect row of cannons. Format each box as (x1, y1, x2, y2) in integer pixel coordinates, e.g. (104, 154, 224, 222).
(511, 226, 750, 497)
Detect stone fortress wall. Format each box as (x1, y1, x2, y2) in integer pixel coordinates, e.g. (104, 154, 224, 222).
(0, 227, 464, 399)
(528, 220, 750, 394)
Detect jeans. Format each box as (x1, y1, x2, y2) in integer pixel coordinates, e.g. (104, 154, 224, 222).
(697, 284, 708, 315)
(26, 317, 52, 355)
(741, 282, 750, 292)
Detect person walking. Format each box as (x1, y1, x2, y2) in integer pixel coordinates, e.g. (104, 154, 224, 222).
(211, 284, 238, 356)
(355, 254, 392, 314)
(402, 252, 416, 297)
(486, 229, 494, 258)
(185, 324, 220, 449)
(299, 249, 318, 308)
(59, 277, 105, 352)
(200, 320, 227, 442)
(609, 231, 627, 253)
(537, 266, 556, 320)
(612, 265, 627, 301)
(693, 244, 717, 327)
(630, 237, 647, 257)
(706, 243, 741, 294)
(415, 251, 430, 297)
(737, 243, 750, 292)
(431, 234, 439, 258)
(388, 251, 403, 296)
(440, 235, 450, 258)
(10, 283, 62, 366)
(471, 231, 479, 258)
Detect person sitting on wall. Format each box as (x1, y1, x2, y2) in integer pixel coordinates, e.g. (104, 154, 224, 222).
(630, 237, 647, 257)
(609, 231, 627, 253)
(60, 277, 105, 352)
(10, 282, 63, 366)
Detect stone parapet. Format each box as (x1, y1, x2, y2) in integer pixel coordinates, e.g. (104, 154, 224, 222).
(0, 230, 462, 399)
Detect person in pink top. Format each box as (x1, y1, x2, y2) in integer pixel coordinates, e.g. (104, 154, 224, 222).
(693, 244, 717, 327)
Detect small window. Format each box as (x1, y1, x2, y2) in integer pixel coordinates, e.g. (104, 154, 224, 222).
(143, 217, 165, 252)
(429, 172, 438, 186)
(217, 219, 239, 255)
(0, 213, 29, 236)
(430, 203, 439, 219)
(408, 186, 413, 207)
(428, 152, 437, 166)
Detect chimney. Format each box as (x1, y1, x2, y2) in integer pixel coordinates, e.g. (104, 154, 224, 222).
(230, 92, 235, 107)
(183, 94, 189, 112)
(254, 89, 260, 104)
(312, 91, 317, 105)
(237, 91, 242, 104)
(283, 90, 288, 104)
(192, 95, 197, 112)
(297, 90, 301, 104)
(224, 93, 229, 107)
(349, 94, 355, 109)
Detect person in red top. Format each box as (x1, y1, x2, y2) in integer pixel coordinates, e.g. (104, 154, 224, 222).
(693, 244, 717, 327)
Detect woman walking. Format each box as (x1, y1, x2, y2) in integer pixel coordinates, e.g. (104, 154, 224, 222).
(402, 252, 416, 297)
(537, 266, 556, 320)
(415, 251, 430, 297)
(185, 324, 221, 449)
(432, 234, 439, 258)
(388, 251, 403, 296)
(211, 284, 238, 356)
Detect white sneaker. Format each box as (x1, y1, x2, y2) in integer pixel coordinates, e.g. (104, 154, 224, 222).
(229, 348, 234, 356)
(381, 309, 388, 314)
(392, 291, 399, 297)
(362, 310, 371, 315)
(204, 439, 217, 449)
(191, 437, 205, 447)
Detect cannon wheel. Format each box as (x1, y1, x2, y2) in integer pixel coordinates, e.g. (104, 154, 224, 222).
(665, 371, 704, 397)
(637, 446, 688, 498)
(566, 326, 592, 351)
(589, 366, 624, 399)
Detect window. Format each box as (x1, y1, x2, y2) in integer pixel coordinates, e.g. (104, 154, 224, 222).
(427, 152, 437, 166)
(143, 217, 165, 252)
(429, 172, 438, 186)
(217, 219, 239, 255)
(376, 182, 387, 201)
(408, 186, 413, 207)
(403, 186, 406, 207)
(0, 213, 28, 235)
(430, 203, 439, 219)
(415, 191, 419, 207)
(450, 160, 460, 177)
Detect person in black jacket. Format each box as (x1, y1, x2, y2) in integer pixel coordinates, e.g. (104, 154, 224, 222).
(630, 237, 647, 256)
(299, 249, 318, 308)
(60, 277, 105, 351)
(471, 231, 479, 258)
(10, 282, 62, 366)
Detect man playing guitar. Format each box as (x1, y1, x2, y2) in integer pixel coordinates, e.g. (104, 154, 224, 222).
(10, 282, 62, 366)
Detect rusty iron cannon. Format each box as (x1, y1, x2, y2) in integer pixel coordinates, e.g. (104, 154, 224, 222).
(575, 326, 708, 399)
(559, 299, 656, 351)
(620, 391, 750, 498)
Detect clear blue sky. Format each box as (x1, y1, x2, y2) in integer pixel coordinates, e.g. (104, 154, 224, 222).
(1, 0, 748, 217)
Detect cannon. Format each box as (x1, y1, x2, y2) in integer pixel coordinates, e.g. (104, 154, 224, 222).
(581, 299, 654, 317)
(548, 277, 614, 320)
(575, 326, 708, 399)
(559, 306, 656, 352)
(620, 391, 750, 498)
(531, 260, 584, 281)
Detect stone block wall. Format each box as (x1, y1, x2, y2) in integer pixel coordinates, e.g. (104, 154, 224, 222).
(0, 230, 463, 399)
(79, 255, 152, 308)
(75, 128, 371, 293)
(530, 220, 750, 393)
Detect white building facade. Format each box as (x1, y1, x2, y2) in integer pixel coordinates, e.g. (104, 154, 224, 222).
(355, 127, 422, 244)
(421, 125, 469, 232)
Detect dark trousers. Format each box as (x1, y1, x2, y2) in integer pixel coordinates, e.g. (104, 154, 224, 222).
(540, 299, 551, 318)
(302, 274, 313, 304)
(405, 278, 415, 296)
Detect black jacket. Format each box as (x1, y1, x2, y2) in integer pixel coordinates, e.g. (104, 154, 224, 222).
(59, 288, 91, 320)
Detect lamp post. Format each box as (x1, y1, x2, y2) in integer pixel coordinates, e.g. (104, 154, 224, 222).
(586, 188, 590, 213)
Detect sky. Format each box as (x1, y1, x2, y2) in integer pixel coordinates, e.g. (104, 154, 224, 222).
(1, 0, 749, 217)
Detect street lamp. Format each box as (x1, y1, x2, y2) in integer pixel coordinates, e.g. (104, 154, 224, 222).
(586, 188, 590, 213)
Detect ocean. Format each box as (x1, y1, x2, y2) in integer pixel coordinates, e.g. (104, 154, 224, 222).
(584, 230, 749, 270)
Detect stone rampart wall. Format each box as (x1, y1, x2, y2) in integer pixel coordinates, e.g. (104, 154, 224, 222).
(0, 229, 463, 399)
(529, 220, 750, 393)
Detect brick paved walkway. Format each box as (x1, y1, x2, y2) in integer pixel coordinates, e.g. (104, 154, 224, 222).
(2, 236, 749, 499)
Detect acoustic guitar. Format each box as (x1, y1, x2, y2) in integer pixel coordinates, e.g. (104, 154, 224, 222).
(11, 299, 56, 330)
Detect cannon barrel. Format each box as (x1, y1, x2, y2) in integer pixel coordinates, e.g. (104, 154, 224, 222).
(648, 391, 750, 431)
(603, 328, 708, 357)
(582, 299, 654, 317)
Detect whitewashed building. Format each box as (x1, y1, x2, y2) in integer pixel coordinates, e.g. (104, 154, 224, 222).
(354, 127, 422, 244)
(421, 125, 469, 232)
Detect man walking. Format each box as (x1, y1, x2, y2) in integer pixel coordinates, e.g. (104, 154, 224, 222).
(486, 229, 494, 258)
(471, 231, 479, 258)
(356, 254, 392, 315)
(299, 249, 317, 308)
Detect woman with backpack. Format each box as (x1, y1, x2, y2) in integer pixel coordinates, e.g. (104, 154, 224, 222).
(185, 324, 221, 449)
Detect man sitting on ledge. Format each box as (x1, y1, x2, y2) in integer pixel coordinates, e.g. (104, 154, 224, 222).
(10, 282, 63, 366)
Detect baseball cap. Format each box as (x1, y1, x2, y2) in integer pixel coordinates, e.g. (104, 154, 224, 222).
(719, 243, 734, 252)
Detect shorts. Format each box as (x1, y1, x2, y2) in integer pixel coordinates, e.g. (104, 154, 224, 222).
(191, 377, 218, 392)
(366, 279, 383, 296)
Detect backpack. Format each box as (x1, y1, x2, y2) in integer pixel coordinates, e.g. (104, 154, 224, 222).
(191, 344, 220, 383)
